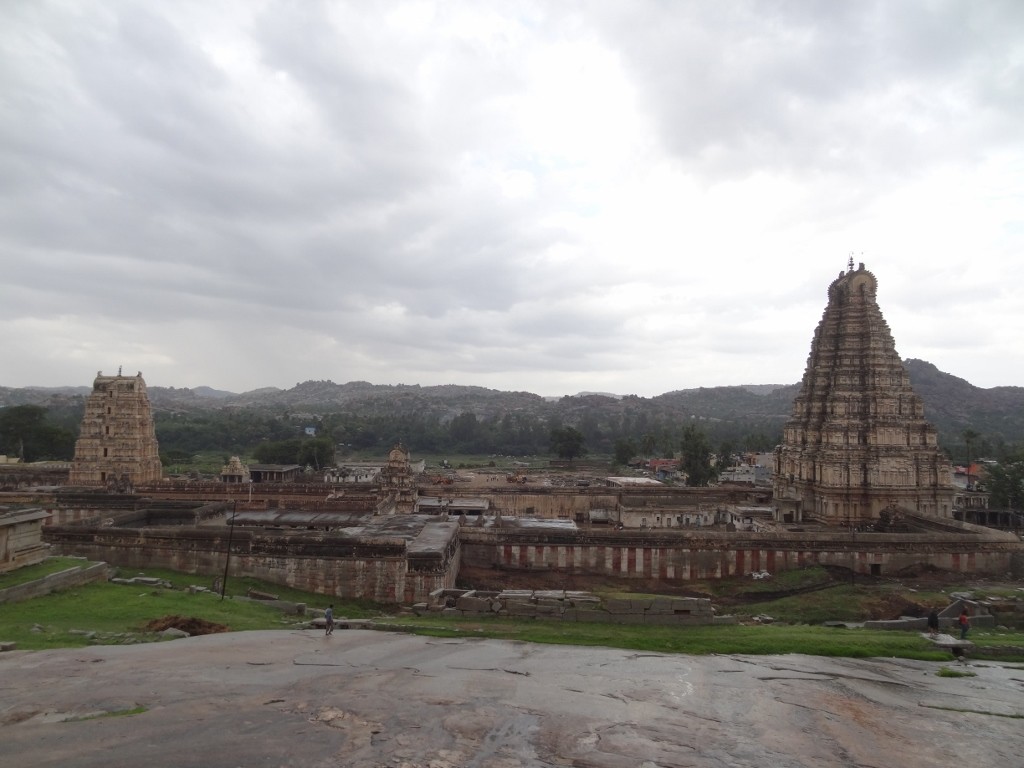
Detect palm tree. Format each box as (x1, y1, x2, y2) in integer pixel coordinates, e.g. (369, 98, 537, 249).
(963, 429, 980, 488)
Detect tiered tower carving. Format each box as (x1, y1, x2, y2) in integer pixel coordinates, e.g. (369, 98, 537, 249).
(773, 263, 955, 524)
(378, 443, 416, 513)
(69, 371, 163, 489)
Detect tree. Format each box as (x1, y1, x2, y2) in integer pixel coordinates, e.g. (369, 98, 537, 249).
(962, 428, 980, 487)
(550, 426, 587, 462)
(986, 451, 1024, 509)
(718, 440, 735, 469)
(679, 424, 715, 486)
(0, 405, 76, 462)
(449, 412, 479, 444)
(613, 438, 637, 466)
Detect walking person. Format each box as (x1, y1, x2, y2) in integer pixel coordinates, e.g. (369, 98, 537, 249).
(325, 604, 334, 636)
(958, 607, 970, 640)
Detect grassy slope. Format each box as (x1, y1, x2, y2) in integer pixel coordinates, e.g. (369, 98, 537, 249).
(0, 557, 88, 589)
(0, 565, 376, 651)
(2, 563, 1022, 660)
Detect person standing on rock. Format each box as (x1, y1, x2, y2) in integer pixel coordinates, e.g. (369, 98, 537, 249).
(325, 604, 334, 636)
(927, 609, 939, 637)
(958, 608, 970, 640)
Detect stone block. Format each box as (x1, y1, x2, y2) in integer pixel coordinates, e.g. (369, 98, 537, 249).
(506, 602, 538, 617)
(647, 598, 676, 614)
(536, 597, 565, 609)
(500, 590, 534, 600)
(161, 627, 190, 639)
(455, 596, 492, 613)
(0, 641, 16, 652)
(535, 590, 566, 600)
(603, 599, 634, 614)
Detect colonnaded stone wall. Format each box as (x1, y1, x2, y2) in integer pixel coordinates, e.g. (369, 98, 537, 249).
(415, 488, 617, 519)
(458, 525, 1023, 581)
(417, 485, 762, 521)
(44, 524, 461, 604)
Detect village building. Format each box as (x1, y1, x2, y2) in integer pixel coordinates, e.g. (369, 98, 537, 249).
(773, 262, 957, 524)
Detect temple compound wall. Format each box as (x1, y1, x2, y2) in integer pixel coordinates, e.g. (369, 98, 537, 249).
(417, 485, 765, 524)
(457, 522, 1022, 581)
(41, 510, 1022, 601)
(45, 518, 461, 604)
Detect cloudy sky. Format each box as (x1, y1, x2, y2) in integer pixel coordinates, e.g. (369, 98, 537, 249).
(2, 1, 1021, 397)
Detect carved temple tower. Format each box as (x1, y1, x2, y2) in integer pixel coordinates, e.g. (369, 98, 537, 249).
(69, 371, 163, 489)
(773, 263, 955, 524)
(378, 443, 417, 513)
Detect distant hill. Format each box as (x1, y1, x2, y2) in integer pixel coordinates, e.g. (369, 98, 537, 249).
(901, 359, 1024, 448)
(1, 362, 1022, 448)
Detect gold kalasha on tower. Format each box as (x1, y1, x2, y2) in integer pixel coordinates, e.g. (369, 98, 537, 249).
(773, 263, 956, 525)
(69, 371, 163, 489)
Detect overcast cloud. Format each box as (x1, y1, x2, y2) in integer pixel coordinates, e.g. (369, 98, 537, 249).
(2, 1, 1021, 397)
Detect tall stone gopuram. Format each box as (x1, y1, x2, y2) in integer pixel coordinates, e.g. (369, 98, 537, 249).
(69, 371, 163, 489)
(773, 262, 955, 525)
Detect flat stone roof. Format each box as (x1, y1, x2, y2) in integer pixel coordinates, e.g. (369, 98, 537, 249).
(606, 476, 664, 487)
(229, 510, 458, 544)
(0, 507, 50, 525)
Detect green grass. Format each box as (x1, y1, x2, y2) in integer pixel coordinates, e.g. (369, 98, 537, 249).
(731, 584, 879, 623)
(380, 615, 954, 660)
(937, 666, 976, 677)
(4, 561, 1023, 660)
(0, 557, 91, 589)
(68, 706, 148, 721)
(0, 567, 381, 651)
(112, 566, 382, 614)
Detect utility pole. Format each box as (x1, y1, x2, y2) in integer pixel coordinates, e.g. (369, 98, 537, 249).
(220, 501, 237, 600)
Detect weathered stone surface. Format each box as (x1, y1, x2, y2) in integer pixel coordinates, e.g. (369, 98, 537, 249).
(454, 596, 491, 613)
(1, 630, 1021, 768)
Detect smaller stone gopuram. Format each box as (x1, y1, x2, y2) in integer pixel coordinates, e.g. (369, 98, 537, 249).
(68, 371, 163, 489)
(219, 456, 251, 484)
(379, 443, 417, 513)
(774, 263, 956, 524)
